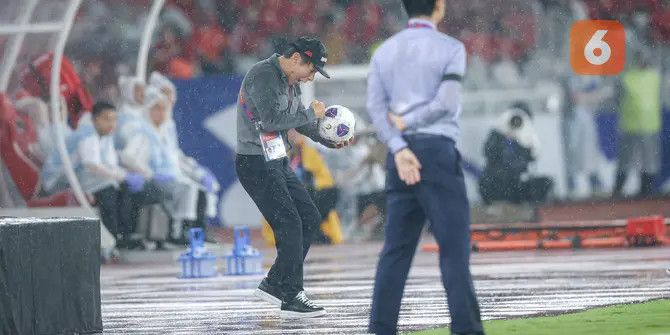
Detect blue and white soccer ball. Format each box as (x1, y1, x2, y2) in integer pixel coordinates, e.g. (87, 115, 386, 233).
(318, 105, 356, 142)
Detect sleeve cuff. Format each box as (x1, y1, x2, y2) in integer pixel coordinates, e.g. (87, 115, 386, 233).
(388, 136, 408, 154)
(403, 112, 419, 129)
(304, 107, 317, 122)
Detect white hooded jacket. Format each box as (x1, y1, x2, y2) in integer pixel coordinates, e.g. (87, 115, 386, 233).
(494, 108, 541, 158)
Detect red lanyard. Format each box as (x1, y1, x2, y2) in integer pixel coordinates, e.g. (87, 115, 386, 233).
(239, 91, 255, 122)
(406, 22, 433, 29)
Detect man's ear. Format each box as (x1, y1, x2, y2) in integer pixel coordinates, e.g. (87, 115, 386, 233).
(291, 52, 301, 64)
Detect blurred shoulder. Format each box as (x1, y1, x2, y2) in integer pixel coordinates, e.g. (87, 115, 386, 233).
(433, 31, 465, 53)
(370, 32, 404, 63)
(247, 57, 277, 80)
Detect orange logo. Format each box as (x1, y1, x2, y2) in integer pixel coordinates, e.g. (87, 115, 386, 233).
(570, 20, 625, 75)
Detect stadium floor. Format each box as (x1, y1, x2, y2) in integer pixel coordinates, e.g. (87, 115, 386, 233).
(100, 242, 670, 334)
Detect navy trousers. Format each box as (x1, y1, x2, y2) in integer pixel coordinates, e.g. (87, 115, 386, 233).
(369, 135, 483, 335)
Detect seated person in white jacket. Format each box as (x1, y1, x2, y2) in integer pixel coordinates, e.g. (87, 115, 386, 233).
(15, 96, 72, 166)
(43, 102, 163, 249)
(118, 87, 205, 244)
(114, 75, 146, 151)
(149, 71, 220, 223)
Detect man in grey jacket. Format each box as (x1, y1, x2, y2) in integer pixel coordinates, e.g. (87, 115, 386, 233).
(235, 37, 350, 319)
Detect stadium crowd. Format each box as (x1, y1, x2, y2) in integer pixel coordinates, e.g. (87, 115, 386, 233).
(1, 0, 668, 249)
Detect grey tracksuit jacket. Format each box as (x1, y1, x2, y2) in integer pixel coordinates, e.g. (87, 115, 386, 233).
(236, 54, 327, 156)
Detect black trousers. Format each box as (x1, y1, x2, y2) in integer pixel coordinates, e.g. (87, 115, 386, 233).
(171, 190, 209, 240)
(479, 174, 553, 204)
(93, 181, 166, 239)
(236, 154, 321, 300)
(311, 187, 339, 220)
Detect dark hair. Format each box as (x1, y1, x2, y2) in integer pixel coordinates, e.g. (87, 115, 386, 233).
(402, 0, 437, 17)
(272, 37, 290, 54)
(91, 101, 116, 118)
(509, 101, 532, 120)
(509, 115, 523, 129)
(282, 44, 310, 64)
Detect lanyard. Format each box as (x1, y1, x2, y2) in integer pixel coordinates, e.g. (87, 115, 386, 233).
(239, 83, 295, 132)
(240, 90, 288, 161)
(288, 85, 294, 111)
(239, 91, 255, 122)
(406, 22, 434, 30)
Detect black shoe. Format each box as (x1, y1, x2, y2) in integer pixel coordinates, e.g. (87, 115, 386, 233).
(253, 278, 282, 306)
(280, 291, 326, 319)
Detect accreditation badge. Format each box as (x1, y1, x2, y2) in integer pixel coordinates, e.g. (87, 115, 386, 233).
(260, 131, 288, 161)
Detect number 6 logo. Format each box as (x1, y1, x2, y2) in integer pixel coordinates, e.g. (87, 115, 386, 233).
(584, 30, 611, 65)
(570, 20, 625, 75)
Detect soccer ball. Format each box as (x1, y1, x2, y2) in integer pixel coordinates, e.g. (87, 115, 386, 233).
(318, 105, 356, 142)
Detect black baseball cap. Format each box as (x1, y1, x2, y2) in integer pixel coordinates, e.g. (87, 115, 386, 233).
(290, 37, 330, 79)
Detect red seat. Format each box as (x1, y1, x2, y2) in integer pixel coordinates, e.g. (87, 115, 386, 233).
(0, 93, 79, 207)
(0, 93, 39, 200)
(20, 52, 93, 128)
(26, 191, 78, 207)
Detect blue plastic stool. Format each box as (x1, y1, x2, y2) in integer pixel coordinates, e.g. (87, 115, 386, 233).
(223, 227, 263, 275)
(178, 228, 217, 278)
(233, 227, 251, 256)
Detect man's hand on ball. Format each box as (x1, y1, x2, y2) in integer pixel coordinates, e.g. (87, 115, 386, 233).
(388, 112, 406, 131)
(322, 136, 354, 149)
(335, 136, 354, 149)
(311, 100, 326, 118)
